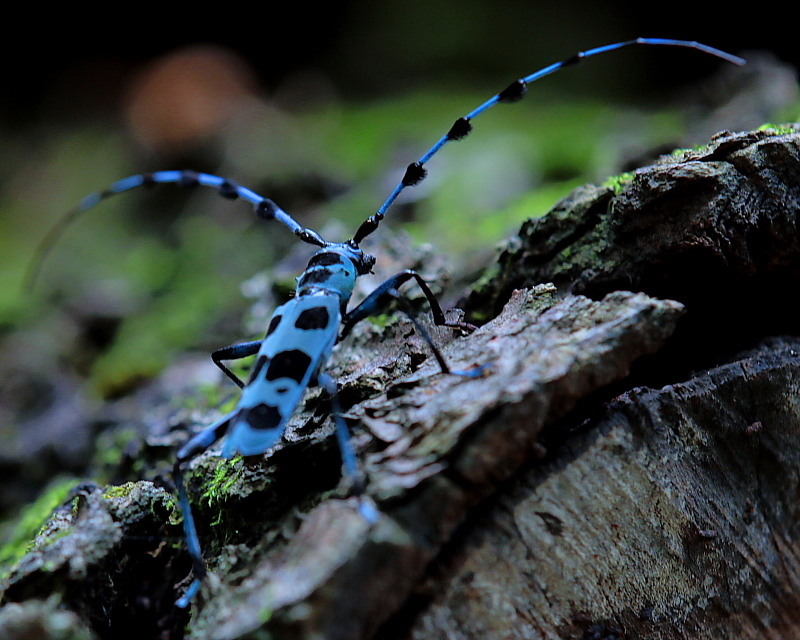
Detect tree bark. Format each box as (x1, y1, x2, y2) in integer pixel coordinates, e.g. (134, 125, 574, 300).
(2, 127, 800, 640)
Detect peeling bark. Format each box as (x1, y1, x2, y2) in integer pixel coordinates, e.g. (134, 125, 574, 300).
(404, 338, 800, 640)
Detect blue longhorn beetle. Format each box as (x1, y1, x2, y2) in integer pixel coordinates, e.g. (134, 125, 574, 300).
(30, 39, 744, 606)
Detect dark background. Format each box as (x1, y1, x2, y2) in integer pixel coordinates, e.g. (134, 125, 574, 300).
(3, 2, 786, 125)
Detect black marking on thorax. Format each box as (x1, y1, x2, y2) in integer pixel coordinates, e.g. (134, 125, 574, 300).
(307, 252, 345, 268)
(298, 267, 334, 287)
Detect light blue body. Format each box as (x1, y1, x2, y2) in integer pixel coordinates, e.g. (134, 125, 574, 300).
(222, 291, 341, 456)
(221, 243, 361, 458)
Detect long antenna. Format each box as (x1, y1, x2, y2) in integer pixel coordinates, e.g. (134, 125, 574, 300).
(350, 38, 745, 244)
(25, 170, 327, 290)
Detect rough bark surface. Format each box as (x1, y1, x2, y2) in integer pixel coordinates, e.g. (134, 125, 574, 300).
(404, 337, 800, 640)
(193, 288, 683, 640)
(2, 127, 800, 640)
(465, 127, 800, 373)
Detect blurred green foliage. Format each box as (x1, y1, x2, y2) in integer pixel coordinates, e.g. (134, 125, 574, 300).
(0, 477, 80, 578)
(1, 84, 693, 397)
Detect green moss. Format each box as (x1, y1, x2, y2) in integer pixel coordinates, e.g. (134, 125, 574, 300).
(166, 492, 178, 511)
(602, 171, 635, 194)
(39, 526, 73, 549)
(183, 456, 255, 534)
(367, 313, 394, 329)
(202, 457, 245, 510)
(102, 482, 138, 500)
(0, 477, 81, 576)
(669, 143, 708, 161)
(757, 123, 797, 135)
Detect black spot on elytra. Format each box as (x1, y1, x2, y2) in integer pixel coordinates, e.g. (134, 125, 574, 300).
(295, 306, 330, 330)
(267, 349, 312, 384)
(243, 403, 283, 431)
(247, 355, 270, 384)
(266, 314, 282, 337)
(299, 267, 334, 287)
